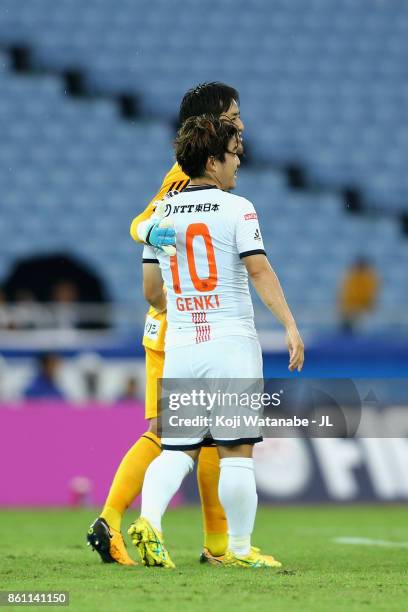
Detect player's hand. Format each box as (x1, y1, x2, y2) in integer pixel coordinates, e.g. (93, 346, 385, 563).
(137, 216, 175, 252)
(146, 200, 177, 255)
(286, 325, 304, 372)
(146, 221, 176, 252)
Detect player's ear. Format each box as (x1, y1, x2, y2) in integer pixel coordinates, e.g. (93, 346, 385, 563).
(206, 155, 217, 173)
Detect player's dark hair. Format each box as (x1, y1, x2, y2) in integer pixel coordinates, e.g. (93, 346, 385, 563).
(174, 115, 239, 179)
(179, 82, 240, 126)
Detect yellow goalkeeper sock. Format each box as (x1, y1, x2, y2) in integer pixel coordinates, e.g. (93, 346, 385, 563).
(197, 446, 228, 557)
(100, 431, 161, 532)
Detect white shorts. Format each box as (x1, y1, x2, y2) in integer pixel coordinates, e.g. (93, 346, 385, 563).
(161, 336, 263, 449)
(163, 335, 263, 379)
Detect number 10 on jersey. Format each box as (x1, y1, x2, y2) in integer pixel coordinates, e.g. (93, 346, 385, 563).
(170, 223, 218, 294)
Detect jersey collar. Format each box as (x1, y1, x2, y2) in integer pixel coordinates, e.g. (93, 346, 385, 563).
(183, 185, 219, 192)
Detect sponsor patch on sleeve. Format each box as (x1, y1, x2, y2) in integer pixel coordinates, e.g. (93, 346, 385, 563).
(244, 212, 258, 220)
(144, 315, 162, 341)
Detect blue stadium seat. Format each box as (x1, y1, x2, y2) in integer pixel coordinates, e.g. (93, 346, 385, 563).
(0, 1, 407, 333)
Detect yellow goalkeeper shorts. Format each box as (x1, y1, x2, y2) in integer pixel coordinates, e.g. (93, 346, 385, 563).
(144, 346, 165, 420)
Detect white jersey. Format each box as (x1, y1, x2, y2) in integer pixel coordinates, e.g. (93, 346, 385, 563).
(143, 185, 266, 349)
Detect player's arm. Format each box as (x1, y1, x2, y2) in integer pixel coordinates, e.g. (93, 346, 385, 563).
(244, 254, 304, 372)
(130, 163, 189, 247)
(142, 246, 166, 312)
(130, 201, 157, 243)
(235, 198, 304, 372)
(143, 264, 166, 312)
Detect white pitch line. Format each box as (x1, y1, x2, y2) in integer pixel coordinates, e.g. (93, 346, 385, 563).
(334, 537, 408, 549)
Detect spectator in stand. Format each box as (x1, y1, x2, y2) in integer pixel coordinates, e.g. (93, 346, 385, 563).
(118, 376, 140, 402)
(13, 289, 45, 330)
(77, 353, 101, 400)
(338, 257, 380, 332)
(0, 288, 10, 329)
(0, 355, 7, 400)
(24, 352, 64, 399)
(51, 279, 80, 329)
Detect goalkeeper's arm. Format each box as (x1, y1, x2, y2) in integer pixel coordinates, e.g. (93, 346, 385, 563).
(130, 166, 186, 248)
(130, 197, 176, 251)
(130, 201, 156, 243)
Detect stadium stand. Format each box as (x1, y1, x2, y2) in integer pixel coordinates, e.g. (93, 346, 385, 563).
(0, 52, 173, 318)
(1, 0, 407, 213)
(1, 0, 408, 334)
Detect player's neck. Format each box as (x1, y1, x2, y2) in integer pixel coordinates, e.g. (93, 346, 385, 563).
(188, 177, 220, 189)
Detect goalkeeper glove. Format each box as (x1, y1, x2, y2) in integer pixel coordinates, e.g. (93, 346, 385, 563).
(137, 201, 176, 255)
(148, 222, 175, 248)
(138, 219, 176, 250)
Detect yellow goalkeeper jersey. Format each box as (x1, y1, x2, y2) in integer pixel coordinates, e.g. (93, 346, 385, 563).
(131, 162, 189, 351)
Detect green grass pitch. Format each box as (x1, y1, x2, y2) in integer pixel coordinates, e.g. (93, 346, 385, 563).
(1, 506, 407, 611)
